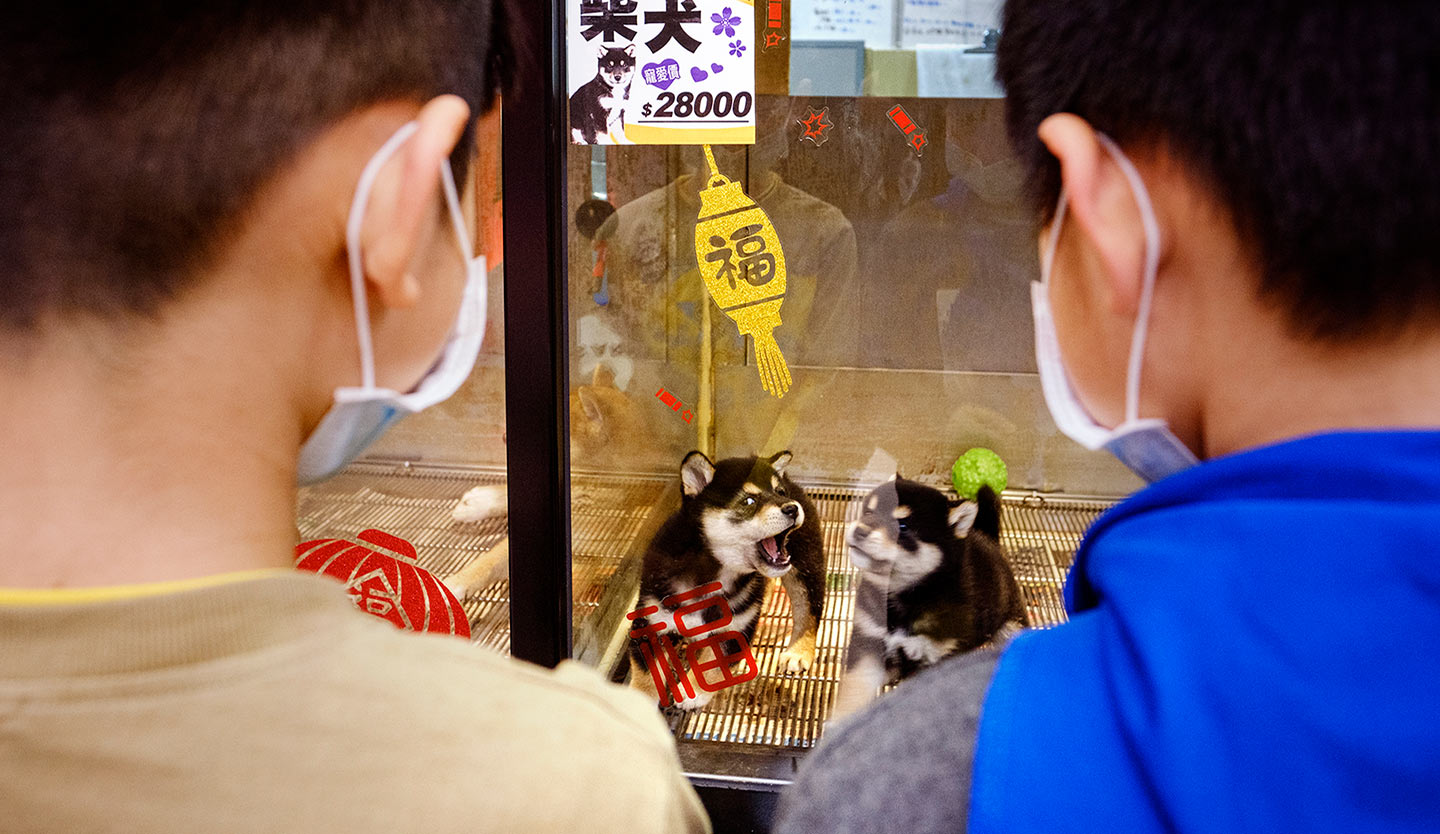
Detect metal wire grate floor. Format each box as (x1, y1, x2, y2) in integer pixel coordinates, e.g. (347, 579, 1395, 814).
(295, 462, 666, 656)
(296, 463, 1111, 750)
(296, 465, 514, 652)
(667, 486, 1108, 749)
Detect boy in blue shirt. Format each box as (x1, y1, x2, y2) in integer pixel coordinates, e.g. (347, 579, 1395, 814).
(779, 2, 1440, 831)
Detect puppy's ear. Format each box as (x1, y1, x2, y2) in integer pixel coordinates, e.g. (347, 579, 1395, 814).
(576, 386, 605, 425)
(948, 500, 979, 537)
(887, 471, 898, 483)
(623, 43, 636, 57)
(681, 451, 716, 497)
(769, 450, 793, 475)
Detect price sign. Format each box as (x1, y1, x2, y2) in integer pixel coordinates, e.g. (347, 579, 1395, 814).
(566, 0, 758, 145)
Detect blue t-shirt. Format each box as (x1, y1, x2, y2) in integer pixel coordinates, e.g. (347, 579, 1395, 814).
(972, 430, 1440, 833)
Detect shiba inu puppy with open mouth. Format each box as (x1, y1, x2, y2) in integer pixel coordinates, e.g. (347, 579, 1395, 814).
(629, 451, 826, 711)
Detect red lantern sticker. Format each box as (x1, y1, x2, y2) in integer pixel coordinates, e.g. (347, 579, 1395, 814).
(296, 528, 471, 639)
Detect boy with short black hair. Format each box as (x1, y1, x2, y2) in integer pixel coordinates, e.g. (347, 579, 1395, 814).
(0, 3, 707, 831)
(778, 2, 1440, 831)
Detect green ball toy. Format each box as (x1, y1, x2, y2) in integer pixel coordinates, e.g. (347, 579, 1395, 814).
(952, 448, 1008, 501)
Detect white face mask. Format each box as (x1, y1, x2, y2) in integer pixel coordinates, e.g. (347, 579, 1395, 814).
(296, 121, 488, 486)
(1031, 133, 1198, 483)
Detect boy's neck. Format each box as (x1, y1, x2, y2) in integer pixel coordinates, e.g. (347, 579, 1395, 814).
(1144, 194, 1440, 463)
(1197, 313, 1440, 460)
(0, 326, 303, 590)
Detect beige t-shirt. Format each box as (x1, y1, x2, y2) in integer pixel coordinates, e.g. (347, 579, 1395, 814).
(0, 572, 710, 833)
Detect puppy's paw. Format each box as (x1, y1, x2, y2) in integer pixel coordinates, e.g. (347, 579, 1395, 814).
(779, 645, 814, 675)
(451, 485, 507, 523)
(443, 578, 468, 599)
(671, 688, 715, 712)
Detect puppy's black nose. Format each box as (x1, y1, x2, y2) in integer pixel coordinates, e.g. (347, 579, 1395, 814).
(781, 502, 799, 519)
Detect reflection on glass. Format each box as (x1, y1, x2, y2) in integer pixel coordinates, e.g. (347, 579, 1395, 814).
(867, 99, 1036, 373)
(564, 9, 1142, 778)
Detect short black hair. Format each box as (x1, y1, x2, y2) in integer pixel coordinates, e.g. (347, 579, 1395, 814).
(997, 0, 1440, 341)
(0, 1, 514, 333)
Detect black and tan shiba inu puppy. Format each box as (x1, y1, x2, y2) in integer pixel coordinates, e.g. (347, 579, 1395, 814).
(569, 43, 635, 144)
(832, 476, 1027, 720)
(629, 451, 825, 710)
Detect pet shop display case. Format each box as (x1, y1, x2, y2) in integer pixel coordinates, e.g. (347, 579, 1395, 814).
(293, 1, 1142, 828)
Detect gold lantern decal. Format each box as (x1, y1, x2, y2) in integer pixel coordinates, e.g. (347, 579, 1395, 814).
(694, 145, 792, 398)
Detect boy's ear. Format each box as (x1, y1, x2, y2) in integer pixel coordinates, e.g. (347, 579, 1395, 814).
(358, 94, 471, 311)
(681, 451, 716, 497)
(1036, 113, 1147, 318)
(948, 500, 979, 537)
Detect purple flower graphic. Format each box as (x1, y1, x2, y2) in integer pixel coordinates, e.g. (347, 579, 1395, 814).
(728, 39, 746, 58)
(711, 7, 739, 38)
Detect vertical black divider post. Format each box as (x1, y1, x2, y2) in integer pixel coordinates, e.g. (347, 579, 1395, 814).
(502, 0, 571, 668)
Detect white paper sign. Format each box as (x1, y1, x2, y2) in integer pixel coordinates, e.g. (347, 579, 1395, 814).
(567, 0, 757, 145)
(915, 46, 1003, 98)
(900, 0, 1000, 47)
(791, 0, 896, 48)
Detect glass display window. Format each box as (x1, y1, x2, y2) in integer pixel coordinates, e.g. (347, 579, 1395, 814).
(290, 0, 1147, 821)
(555, 0, 1137, 786)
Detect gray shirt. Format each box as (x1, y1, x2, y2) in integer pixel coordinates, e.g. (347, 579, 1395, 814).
(774, 649, 1001, 834)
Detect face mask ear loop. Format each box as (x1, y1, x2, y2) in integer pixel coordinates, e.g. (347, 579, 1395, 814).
(1040, 190, 1069, 287)
(1095, 133, 1162, 425)
(344, 121, 422, 391)
(439, 157, 476, 262)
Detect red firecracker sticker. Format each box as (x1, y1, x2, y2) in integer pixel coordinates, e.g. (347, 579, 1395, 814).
(887, 104, 928, 156)
(762, 0, 786, 51)
(656, 386, 695, 423)
(798, 106, 834, 146)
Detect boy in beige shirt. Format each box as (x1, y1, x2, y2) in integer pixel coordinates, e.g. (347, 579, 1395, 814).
(0, 2, 708, 832)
